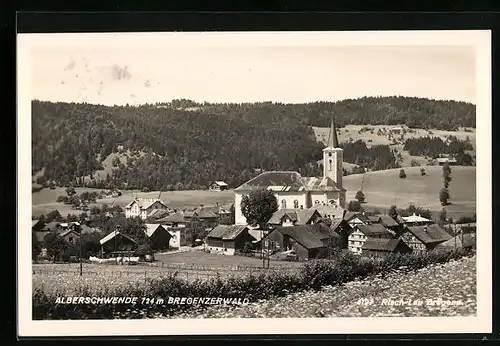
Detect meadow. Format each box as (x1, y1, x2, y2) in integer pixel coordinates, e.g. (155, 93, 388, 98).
(343, 165, 476, 218)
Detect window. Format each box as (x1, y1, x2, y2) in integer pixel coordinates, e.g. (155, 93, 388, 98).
(314, 200, 319, 204)
(293, 200, 299, 209)
(329, 159, 332, 171)
(281, 199, 287, 209)
(69, 236, 74, 244)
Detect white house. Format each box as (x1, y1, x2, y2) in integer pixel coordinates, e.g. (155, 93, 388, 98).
(234, 118, 346, 225)
(124, 198, 169, 220)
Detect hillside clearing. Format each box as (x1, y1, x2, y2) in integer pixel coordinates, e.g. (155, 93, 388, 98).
(343, 166, 476, 218)
(172, 255, 476, 318)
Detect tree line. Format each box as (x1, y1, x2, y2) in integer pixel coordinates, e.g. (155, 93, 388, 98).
(403, 136, 474, 165)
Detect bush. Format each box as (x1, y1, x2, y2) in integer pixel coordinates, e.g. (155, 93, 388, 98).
(32, 248, 472, 319)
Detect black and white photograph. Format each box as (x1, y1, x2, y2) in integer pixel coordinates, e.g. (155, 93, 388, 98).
(18, 30, 491, 336)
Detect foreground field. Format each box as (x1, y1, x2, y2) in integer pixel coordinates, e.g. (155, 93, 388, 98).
(32, 187, 234, 217)
(173, 255, 476, 318)
(343, 165, 476, 218)
(32, 250, 301, 294)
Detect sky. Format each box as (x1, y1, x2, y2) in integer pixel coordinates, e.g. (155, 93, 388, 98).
(27, 34, 477, 106)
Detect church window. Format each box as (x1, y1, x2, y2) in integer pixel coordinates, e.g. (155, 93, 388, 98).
(281, 199, 287, 209)
(329, 159, 332, 171)
(328, 152, 332, 157)
(293, 200, 299, 209)
(314, 200, 319, 204)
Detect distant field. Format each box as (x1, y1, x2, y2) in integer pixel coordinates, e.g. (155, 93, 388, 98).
(32, 187, 234, 217)
(313, 125, 476, 168)
(343, 166, 476, 218)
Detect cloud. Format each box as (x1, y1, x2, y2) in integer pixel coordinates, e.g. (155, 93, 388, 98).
(111, 65, 132, 81)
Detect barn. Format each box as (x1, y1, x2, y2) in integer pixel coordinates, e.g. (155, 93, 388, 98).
(99, 230, 138, 258)
(205, 225, 253, 255)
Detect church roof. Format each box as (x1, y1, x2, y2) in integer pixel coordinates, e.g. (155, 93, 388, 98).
(234, 171, 345, 193)
(326, 117, 339, 148)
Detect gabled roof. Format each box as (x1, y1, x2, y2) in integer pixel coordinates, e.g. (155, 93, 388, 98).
(213, 181, 228, 186)
(234, 171, 307, 192)
(99, 230, 138, 245)
(344, 212, 370, 224)
(406, 224, 452, 245)
(402, 213, 432, 223)
(145, 224, 168, 237)
(379, 215, 400, 228)
(43, 222, 60, 232)
(32, 220, 44, 228)
(206, 225, 248, 240)
(356, 224, 393, 237)
(147, 209, 170, 220)
(330, 217, 348, 233)
(301, 176, 346, 192)
(248, 229, 265, 243)
(267, 208, 320, 225)
(158, 212, 188, 224)
(310, 205, 346, 219)
(80, 224, 100, 234)
(59, 229, 80, 238)
(362, 238, 409, 252)
(124, 198, 167, 210)
(196, 207, 219, 219)
(304, 224, 334, 240)
(272, 225, 326, 249)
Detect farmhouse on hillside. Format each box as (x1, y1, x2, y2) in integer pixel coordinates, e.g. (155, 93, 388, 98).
(348, 224, 394, 255)
(99, 230, 138, 257)
(209, 181, 229, 191)
(234, 117, 346, 225)
(267, 208, 322, 227)
(260, 224, 330, 260)
(401, 224, 452, 254)
(145, 224, 172, 251)
(124, 198, 169, 220)
(361, 238, 412, 258)
(205, 225, 254, 255)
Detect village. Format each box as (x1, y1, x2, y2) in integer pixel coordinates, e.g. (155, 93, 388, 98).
(31, 120, 476, 267)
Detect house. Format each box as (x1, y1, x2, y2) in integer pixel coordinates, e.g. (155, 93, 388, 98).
(157, 211, 189, 228)
(261, 224, 328, 260)
(41, 221, 60, 232)
(435, 233, 476, 252)
(402, 224, 452, 254)
(329, 217, 352, 249)
(267, 208, 322, 227)
(194, 206, 220, 229)
(99, 230, 138, 257)
(369, 215, 401, 233)
(401, 213, 434, 227)
(145, 224, 172, 251)
(205, 225, 254, 255)
(167, 226, 192, 248)
(361, 238, 412, 258)
(59, 228, 81, 245)
(344, 212, 371, 228)
(32, 219, 46, 232)
(310, 204, 346, 220)
(234, 117, 346, 225)
(209, 181, 229, 191)
(436, 157, 458, 166)
(124, 198, 169, 220)
(348, 224, 394, 255)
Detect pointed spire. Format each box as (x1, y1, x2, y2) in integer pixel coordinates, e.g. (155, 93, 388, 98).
(327, 116, 339, 148)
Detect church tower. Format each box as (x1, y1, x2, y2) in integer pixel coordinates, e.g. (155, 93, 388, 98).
(323, 117, 343, 187)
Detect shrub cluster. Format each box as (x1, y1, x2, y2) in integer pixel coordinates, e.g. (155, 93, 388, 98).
(33, 248, 472, 319)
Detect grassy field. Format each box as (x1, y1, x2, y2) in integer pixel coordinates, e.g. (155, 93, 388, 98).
(32, 250, 302, 294)
(176, 255, 476, 318)
(32, 187, 234, 217)
(343, 165, 476, 218)
(313, 125, 476, 168)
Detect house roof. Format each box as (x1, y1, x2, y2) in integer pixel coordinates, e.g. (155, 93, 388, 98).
(234, 171, 308, 192)
(406, 224, 452, 244)
(272, 225, 326, 249)
(145, 224, 168, 237)
(158, 212, 187, 224)
(147, 209, 170, 220)
(59, 228, 80, 238)
(99, 230, 138, 245)
(43, 222, 60, 232)
(301, 176, 346, 192)
(124, 198, 167, 210)
(344, 212, 370, 224)
(362, 238, 407, 252)
(379, 215, 400, 228)
(437, 233, 476, 248)
(267, 208, 319, 225)
(195, 207, 219, 219)
(206, 225, 248, 240)
(310, 205, 346, 219)
(402, 213, 432, 223)
(367, 215, 380, 223)
(304, 224, 334, 240)
(330, 217, 348, 233)
(182, 210, 198, 218)
(213, 181, 228, 186)
(248, 229, 265, 243)
(32, 220, 44, 228)
(356, 224, 393, 237)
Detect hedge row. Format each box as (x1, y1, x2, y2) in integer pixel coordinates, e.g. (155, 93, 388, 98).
(33, 248, 473, 319)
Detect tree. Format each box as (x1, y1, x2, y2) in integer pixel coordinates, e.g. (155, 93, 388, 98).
(240, 189, 278, 228)
(399, 169, 407, 179)
(347, 200, 362, 212)
(66, 186, 76, 196)
(440, 188, 450, 206)
(442, 162, 452, 188)
(45, 210, 63, 223)
(388, 205, 398, 220)
(420, 167, 426, 176)
(355, 190, 365, 203)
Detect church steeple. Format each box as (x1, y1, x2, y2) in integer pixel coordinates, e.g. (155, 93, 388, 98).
(326, 116, 339, 148)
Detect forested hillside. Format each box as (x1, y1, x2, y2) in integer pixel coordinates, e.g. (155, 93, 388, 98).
(32, 96, 475, 190)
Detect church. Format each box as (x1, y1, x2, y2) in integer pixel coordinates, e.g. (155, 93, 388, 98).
(234, 118, 347, 225)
